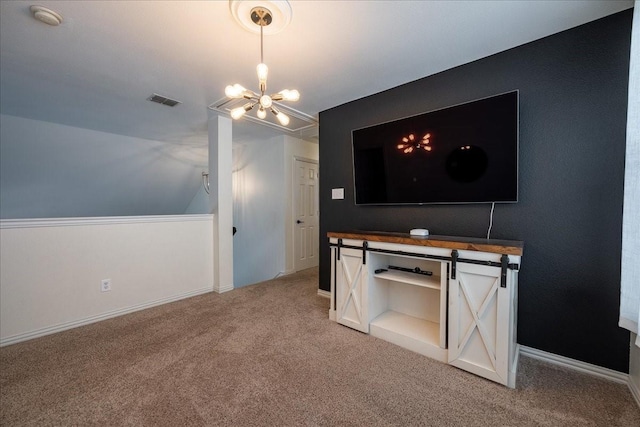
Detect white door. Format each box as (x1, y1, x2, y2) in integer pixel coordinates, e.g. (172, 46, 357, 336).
(448, 262, 510, 385)
(336, 247, 368, 333)
(294, 159, 319, 271)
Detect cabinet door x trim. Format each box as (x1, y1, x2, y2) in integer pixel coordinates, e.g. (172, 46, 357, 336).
(455, 275, 499, 370)
(336, 248, 368, 333)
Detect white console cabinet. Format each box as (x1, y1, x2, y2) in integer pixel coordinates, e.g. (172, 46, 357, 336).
(329, 231, 523, 388)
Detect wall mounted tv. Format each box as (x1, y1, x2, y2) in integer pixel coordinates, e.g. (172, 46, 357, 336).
(352, 91, 518, 205)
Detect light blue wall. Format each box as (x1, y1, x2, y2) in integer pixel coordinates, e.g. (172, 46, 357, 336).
(0, 114, 206, 218)
(184, 184, 210, 214)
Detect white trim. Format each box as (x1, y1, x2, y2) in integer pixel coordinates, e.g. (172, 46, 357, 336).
(293, 155, 319, 165)
(209, 97, 317, 135)
(507, 344, 520, 388)
(620, 318, 639, 335)
(274, 270, 295, 279)
(0, 214, 214, 229)
(630, 374, 640, 409)
(215, 283, 234, 294)
(0, 286, 214, 347)
(519, 345, 628, 384)
(317, 289, 331, 299)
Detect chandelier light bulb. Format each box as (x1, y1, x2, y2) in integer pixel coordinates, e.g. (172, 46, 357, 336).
(224, 85, 237, 98)
(276, 111, 290, 126)
(257, 63, 269, 83)
(230, 102, 254, 120)
(279, 89, 300, 102)
(259, 95, 273, 108)
(257, 107, 267, 119)
(230, 106, 247, 120)
(225, 84, 246, 98)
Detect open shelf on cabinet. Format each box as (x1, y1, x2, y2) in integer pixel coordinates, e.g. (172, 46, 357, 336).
(370, 310, 439, 344)
(374, 270, 440, 290)
(367, 252, 448, 353)
(370, 310, 447, 362)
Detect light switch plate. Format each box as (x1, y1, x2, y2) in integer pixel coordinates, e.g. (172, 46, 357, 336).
(332, 188, 345, 200)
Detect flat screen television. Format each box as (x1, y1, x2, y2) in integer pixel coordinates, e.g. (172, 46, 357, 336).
(352, 91, 518, 205)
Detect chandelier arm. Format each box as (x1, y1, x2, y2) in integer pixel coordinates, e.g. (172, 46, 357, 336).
(244, 90, 259, 100)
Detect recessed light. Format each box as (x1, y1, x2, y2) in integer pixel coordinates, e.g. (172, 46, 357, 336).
(30, 5, 63, 26)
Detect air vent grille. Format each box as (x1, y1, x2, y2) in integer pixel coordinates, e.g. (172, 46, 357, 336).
(147, 93, 181, 107)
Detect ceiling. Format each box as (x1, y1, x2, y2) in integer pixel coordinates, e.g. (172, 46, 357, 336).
(0, 0, 634, 218)
(1, 0, 633, 143)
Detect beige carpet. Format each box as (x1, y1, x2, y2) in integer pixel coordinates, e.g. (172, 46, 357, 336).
(1, 267, 639, 426)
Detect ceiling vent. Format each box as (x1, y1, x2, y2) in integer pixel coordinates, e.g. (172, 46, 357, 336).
(147, 94, 181, 107)
(208, 97, 317, 134)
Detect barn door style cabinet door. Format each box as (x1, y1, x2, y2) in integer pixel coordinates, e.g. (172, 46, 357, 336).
(448, 261, 519, 388)
(328, 232, 523, 388)
(335, 246, 369, 333)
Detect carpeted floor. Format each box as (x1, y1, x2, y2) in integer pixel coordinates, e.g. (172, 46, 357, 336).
(1, 267, 639, 426)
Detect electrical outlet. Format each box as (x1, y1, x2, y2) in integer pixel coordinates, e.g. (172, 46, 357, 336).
(101, 279, 111, 292)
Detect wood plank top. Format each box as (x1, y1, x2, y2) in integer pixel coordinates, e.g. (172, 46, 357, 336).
(327, 230, 523, 256)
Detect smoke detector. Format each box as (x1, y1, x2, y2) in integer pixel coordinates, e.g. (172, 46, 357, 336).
(30, 5, 63, 26)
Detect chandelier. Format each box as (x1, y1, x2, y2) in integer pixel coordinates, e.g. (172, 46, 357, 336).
(224, 7, 299, 127)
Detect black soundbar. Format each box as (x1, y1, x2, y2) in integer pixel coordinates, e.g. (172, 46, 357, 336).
(384, 265, 433, 276)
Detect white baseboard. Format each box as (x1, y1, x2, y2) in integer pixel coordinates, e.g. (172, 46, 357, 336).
(0, 286, 213, 347)
(507, 344, 520, 389)
(519, 345, 628, 385)
(630, 375, 640, 409)
(272, 270, 295, 280)
(214, 284, 234, 294)
(317, 289, 331, 299)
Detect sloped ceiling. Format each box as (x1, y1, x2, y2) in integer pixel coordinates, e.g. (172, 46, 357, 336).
(0, 0, 633, 218)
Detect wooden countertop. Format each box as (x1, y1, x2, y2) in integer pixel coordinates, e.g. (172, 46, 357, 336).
(327, 230, 524, 256)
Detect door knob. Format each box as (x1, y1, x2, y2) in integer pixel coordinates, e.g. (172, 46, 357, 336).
(296, 220, 304, 224)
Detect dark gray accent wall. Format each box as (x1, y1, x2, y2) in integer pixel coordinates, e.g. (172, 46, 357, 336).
(318, 10, 632, 373)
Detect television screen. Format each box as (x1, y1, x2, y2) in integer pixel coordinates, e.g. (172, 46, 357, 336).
(352, 91, 518, 205)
